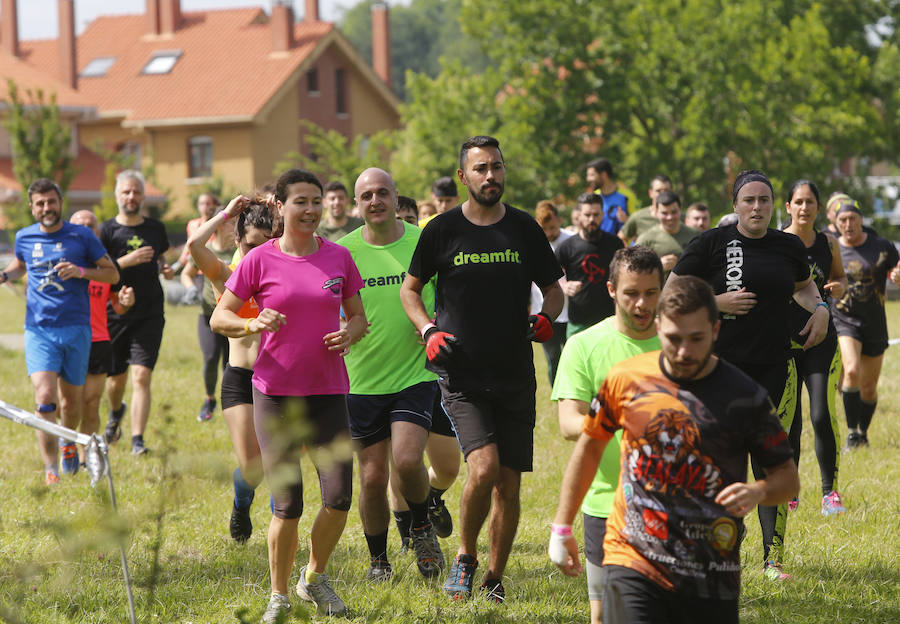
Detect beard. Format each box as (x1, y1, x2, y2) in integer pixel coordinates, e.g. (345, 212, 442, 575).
(667, 348, 714, 381)
(119, 202, 141, 215)
(469, 181, 504, 207)
(39, 211, 61, 228)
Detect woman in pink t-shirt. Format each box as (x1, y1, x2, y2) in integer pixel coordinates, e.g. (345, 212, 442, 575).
(211, 169, 367, 619)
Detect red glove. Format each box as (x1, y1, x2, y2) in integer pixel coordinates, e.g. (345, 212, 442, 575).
(424, 326, 458, 365)
(527, 312, 553, 342)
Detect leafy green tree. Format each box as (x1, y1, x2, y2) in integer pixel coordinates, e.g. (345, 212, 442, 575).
(1, 79, 78, 228)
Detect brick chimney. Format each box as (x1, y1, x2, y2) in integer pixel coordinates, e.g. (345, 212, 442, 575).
(1, 0, 19, 58)
(304, 0, 319, 23)
(371, 2, 390, 86)
(271, 1, 294, 53)
(147, 0, 181, 36)
(58, 0, 77, 89)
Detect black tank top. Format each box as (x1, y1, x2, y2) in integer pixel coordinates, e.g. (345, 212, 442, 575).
(788, 230, 835, 344)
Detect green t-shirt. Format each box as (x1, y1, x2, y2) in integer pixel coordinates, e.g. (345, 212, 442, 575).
(551, 317, 660, 518)
(620, 205, 658, 241)
(317, 216, 364, 242)
(635, 224, 699, 258)
(337, 222, 437, 394)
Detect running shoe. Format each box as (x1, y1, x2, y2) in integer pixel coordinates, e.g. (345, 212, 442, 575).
(821, 491, 846, 516)
(843, 432, 862, 451)
(428, 496, 453, 538)
(763, 560, 791, 582)
(411, 524, 445, 578)
(131, 438, 148, 456)
(230, 503, 253, 543)
(104, 402, 126, 444)
(295, 566, 347, 616)
(260, 592, 290, 624)
(787, 497, 799, 512)
(399, 534, 411, 556)
(442, 554, 478, 599)
(60, 442, 79, 475)
(859, 432, 870, 447)
(481, 578, 505, 603)
(45, 467, 60, 486)
(364, 559, 393, 583)
(198, 398, 215, 422)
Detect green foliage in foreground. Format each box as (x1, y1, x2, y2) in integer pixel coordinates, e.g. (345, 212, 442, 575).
(0, 289, 898, 622)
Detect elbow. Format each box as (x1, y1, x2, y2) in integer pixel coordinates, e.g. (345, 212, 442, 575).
(209, 310, 224, 334)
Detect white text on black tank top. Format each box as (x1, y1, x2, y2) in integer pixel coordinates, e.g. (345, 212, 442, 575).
(723, 239, 743, 319)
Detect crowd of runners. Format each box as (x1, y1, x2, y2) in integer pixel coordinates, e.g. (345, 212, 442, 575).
(4, 135, 900, 623)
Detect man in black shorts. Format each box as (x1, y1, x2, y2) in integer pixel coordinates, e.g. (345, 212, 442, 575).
(401, 135, 564, 602)
(100, 170, 173, 455)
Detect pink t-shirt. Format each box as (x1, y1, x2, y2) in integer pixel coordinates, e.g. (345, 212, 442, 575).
(225, 237, 363, 396)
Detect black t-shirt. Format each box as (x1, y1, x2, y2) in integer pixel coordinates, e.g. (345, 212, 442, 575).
(673, 225, 809, 365)
(408, 204, 563, 389)
(555, 232, 623, 325)
(787, 231, 837, 345)
(833, 233, 899, 326)
(100, 217, 170, 320)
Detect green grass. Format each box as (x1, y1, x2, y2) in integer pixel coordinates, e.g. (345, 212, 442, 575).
(0, 287, 898, 623)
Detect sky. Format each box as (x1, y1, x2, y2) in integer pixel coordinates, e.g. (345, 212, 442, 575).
(14, 0, 354, 39)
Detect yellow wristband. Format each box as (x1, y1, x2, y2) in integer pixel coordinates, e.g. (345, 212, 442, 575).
(244, 318, 253, 334)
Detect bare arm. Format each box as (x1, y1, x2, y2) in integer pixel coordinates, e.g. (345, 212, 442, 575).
(557, 399, 589, 441)
(210, 289, 285, 338)
(553, 432, 609, 526)
(539, 281, 564, 321)
(53, 254, 119, 285)
(793, 277, 828, 349)
(187, 196, 249, 293)
(668, 270, 757, 315)
(0, 257, 26, 283)
(180, 260, 199, 290)
(400, 273, 433, 331)
(822, 237, 847, 299)
(714, 458, 799, 516)
(323, 293, 368, 356)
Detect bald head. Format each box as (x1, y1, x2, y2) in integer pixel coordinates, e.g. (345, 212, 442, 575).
(354, 167, 398, 227)
(70, 210, 99, 236)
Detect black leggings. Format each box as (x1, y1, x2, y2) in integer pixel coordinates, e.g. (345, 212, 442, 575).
(791, 334, 841, 495)
(198, 313, 228, 397)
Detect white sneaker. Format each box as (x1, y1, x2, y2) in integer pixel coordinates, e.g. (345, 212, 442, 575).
(261, 593, 290, 623)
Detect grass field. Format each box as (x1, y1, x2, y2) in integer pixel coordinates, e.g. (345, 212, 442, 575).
(0, 286, 898, 623)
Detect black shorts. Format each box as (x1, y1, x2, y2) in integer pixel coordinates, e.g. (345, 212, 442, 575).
(602, 565, 738, 624)
(832, 311, 888, 356)
(347, 381, 435, 448)
(87, 340, 112, 376)
(437, 377, 536, 472)
(107, 315, 165, 375)
(221, 364, 253, 409)
(584, 513, 607, 567)
(430, 388, 456, 437)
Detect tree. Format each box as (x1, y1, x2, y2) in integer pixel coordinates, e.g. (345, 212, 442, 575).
(1, 79, 78, 228)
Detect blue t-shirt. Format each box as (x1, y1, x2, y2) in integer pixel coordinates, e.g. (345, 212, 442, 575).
(15, 221, 108, 328)
(599, 190, 629, 235)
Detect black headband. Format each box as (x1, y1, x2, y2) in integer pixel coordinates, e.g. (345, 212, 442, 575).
(834, 198, 862, 217)
(732, 172, 774, 204)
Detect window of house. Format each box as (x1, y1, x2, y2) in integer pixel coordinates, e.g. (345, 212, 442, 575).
(142, 50, 182, 75)
(188, 136, 213, 179)
(335, 68, 347, 116)
(80, 56, 116, 78)
(116, 141, 143, 168)
(307, 68, 319, 95)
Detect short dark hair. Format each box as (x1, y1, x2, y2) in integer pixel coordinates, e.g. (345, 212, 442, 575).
(650, 173, 672, 187)
(656, 190, 681, 209)
(732, 169, 773, 204)
(576, 192, 604, 206)
(198, 191, 220, 206)
(237, 195, 279, 241)
(786, 179, 821, 207)
(431, 177, 458, 198)
(586, 158, 613, 178)
(459, 135, 503, 170)
(275, 169, 323, 203)
(27, 178, 62, 203)
(397, 195, 418, 217)
(659, 275, 718, 324)
(609, 246, 664, 289)
(324, 181, 347, 194)
(686, 202, 708, 214)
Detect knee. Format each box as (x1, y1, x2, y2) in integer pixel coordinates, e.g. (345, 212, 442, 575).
(131, 367, 152, 387)
(360, 461, 389, 494)
(392, 451, 424, 481)
(841, 364, 860, 386)
(466, 453, 499, 488)
(433, 460, 460, 482)
(860, 383, 878, 402)
(493, 471, 521, 503)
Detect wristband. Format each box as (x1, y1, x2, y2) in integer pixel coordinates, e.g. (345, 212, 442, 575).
(244, 318, 253, 334)
(420, 322, 436, 339)
(220, 210, 230, 221)
(551, 523, 573, 536)
(0, 271, 7, 284)
(78, 266, 85, 278)
(815, 301, 829, 311)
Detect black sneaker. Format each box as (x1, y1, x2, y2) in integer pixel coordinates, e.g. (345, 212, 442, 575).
(481, 578, 505, 603)
(428, 497, 453, 538)
(859, 432, 870, 447)
(230, 503, 252, 543)
(364, 559, 393, 583)
(131, 437, 148, 456)
(399, 534, 411, 556)
(104, 402, 126, 444)
(198, 398, 215, 422)
(843, 432, 862, 451)
(411, 524, 445, 578)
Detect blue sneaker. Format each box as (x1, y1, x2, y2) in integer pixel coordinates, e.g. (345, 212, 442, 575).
(442, 554, 477, 599)
(60, 442, 79, 475)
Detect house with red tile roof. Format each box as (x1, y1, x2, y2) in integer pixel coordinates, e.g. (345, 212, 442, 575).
(1, 0, 399, 217)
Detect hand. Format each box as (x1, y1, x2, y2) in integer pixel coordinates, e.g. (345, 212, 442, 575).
(224, 194, 252, 219)
(616, 206, 627, 224)
(561, 280, 583, 297)
(660, 254, 678, 272)
(717, 288, 757, 315)
(715, 481, 763, 517)
(323, 328, 353, 355)
(424, 326, 457, 366)
(53, 261, 83, 281)
(823, 279, 845, 300)
(527, 312, 554, 342)
(119, 246, 155, 268)
(181, 284, 201, 305)
(798, 305, 829, 350)
(118, 286, 135, 308)
(890, 262, 900, 286)
(250, 308, 287, 333)
(548, 528, 582, 577)
(160, 263, 174, 280)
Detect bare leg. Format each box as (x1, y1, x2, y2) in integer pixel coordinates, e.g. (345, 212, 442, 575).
(57, 377, 84, 431)
(358, 440, 391, 534)
(426, 433, 461, 490)
(457, 444, 500, 558)
(391, 421, 430, 504)
(858, 353, 884, 403)
(485, 465, 521, 580)
(31, 371, 60, 468)
(106, 371, 127, 411)
(308, 507, 348, 573)
(80, 372, 107, 438)
(268, 516, 299, 595)
(129, 365, 153, 436)
(222, 403, 263, 486)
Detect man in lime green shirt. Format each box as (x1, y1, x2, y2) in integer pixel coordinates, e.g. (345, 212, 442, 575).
(550, 246, 663, 624)
(338, 168, 446, 583)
